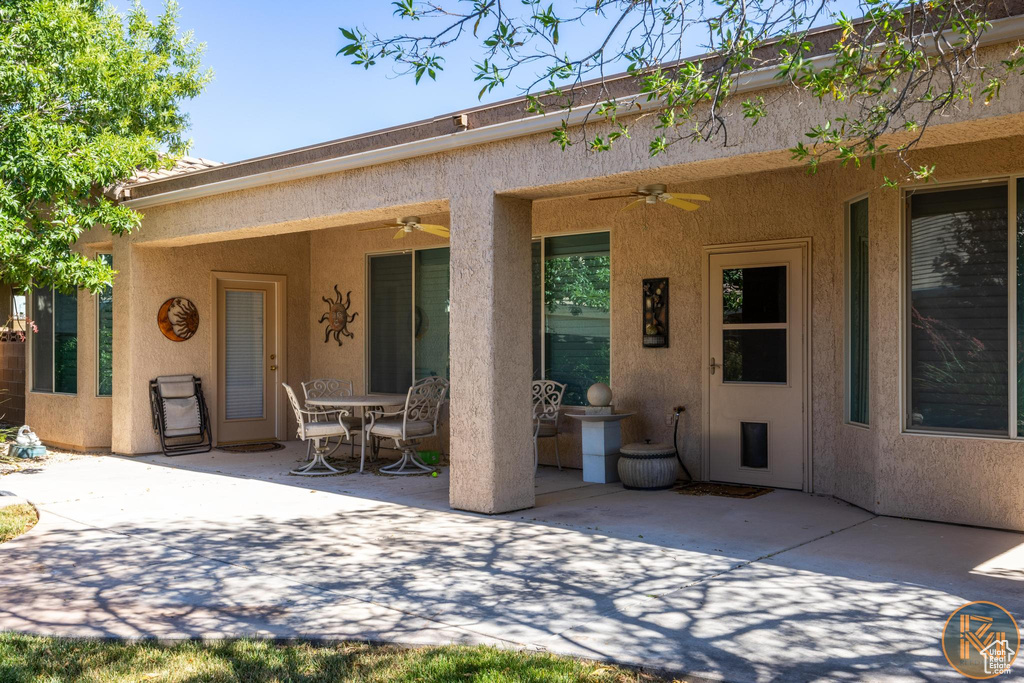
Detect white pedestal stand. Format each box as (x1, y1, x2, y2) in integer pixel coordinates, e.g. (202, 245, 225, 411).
(566, 413, 635, 484)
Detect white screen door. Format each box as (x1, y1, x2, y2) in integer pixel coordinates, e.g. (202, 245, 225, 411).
(708, 246, 806, 489)
(217, 278, 280, 443)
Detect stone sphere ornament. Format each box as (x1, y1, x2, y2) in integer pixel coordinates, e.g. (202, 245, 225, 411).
(587, 382, 613, 407)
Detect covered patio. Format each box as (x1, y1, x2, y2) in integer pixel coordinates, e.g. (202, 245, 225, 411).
(2, 448, 1022, 681)
(22, 58, 1024, 529)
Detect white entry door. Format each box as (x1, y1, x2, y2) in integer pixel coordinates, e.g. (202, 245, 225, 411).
(708, 246, 806, 489)
(216, 276, 283, 443)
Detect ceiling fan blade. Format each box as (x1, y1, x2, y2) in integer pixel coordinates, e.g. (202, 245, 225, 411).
(418, 224, 450, 238)
(358, 223, 404, 232)
(621, 198, 647, 212)
(664, 197, 700, 211)
(666, 193, 711, 202)
(393, 229, 408, 240)
(590, 193, 640, 201)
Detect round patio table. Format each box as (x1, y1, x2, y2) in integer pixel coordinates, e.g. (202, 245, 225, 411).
(305, 394, 407, 471)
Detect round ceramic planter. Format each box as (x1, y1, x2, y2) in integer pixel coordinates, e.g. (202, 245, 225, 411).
(618, 442, 679, 490)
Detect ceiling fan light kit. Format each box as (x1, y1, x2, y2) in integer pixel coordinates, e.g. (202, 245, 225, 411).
(589, 184, 711, 213)
(357, 215, 450, 240)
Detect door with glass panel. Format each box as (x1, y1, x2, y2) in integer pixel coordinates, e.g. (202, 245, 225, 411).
(708, 247, 806, 489)
(216, 278, 279, 443)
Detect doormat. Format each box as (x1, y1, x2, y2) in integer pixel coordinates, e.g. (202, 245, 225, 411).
(674, 482, 773, 499)
(217, 442, 284, 453)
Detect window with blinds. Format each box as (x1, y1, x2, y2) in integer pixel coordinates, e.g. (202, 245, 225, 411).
(908, 185, 1008, 433)
(224, 289, 265, 420)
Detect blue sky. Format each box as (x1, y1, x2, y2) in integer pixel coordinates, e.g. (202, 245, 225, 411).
(112, 2, 855, 164)
(111, 2, 634, 163)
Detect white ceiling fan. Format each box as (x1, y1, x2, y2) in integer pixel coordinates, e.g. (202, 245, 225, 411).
(358, 216, 450, 240)
(589, 184, 710, 212)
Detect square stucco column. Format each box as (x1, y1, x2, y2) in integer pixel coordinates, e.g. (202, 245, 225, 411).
(110, 237, 151, 454)
(448, 193, 535, 514)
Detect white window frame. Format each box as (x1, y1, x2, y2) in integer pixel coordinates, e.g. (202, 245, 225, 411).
(29, 287, 77, 396)
(844, 193, 870, 428)
(96, 252, 113, 398)
(901, 176, 1019, 440)
(533, 229, 613, 406)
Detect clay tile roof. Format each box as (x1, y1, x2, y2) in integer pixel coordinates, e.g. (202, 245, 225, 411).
(110, 156, 221, 199)
(129, 156, 221, 184)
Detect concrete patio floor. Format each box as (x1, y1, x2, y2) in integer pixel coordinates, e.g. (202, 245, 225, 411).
(1, 444, 1022, 682)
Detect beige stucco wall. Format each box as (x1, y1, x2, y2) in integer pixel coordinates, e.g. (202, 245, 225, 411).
(107, 231, 311, 454)
(26, 234, 113, 450)
(866, 141, 1024, 530)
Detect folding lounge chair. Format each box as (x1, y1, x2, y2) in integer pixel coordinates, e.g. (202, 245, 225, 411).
(149, 375, 213, 457)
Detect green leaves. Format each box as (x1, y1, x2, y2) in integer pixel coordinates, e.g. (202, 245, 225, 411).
(338, 0, 1009, 187)
(0, 0, 209, 293)
(337, 27, 377, 69)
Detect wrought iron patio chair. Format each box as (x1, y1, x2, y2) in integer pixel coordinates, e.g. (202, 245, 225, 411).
(532, 379, 566, 470)
(283, 383, 350, 476)
(366, 376, 449, 475)
(149, 375, 213, 457)
(301, 378, 359, 459)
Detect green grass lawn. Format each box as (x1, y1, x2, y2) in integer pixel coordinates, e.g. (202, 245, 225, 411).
(0, 636, 671, 682)
(0, 503, 37, 543)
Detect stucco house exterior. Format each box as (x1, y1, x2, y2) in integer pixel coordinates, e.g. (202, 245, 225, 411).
(21, 12, 1024, 531)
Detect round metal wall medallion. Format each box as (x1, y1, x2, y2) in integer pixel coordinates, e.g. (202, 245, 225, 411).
(158, 297, 199, 342)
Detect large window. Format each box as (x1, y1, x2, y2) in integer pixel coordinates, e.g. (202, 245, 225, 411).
(97, 253, 113, 396)
(907, 184, 1009, 434)
(367, 248, 449, 393)
(847, 198, 869, 425)
(533, 232, 611, 405)
(32, 288, 77, 394)
(366, 234, 609, 405)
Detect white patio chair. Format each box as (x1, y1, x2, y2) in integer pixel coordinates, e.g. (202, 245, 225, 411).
(283, 383, 350, 476)
(366, 376, 449, 475)
(301, 378, 359, 459)
(532, 380, 566, 470)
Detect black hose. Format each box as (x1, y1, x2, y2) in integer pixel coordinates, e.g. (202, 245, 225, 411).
(672, 406, 693, 481)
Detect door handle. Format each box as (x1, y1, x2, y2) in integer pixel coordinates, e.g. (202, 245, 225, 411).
(270, 365, 278, 372)
(710, 357, 721, 375)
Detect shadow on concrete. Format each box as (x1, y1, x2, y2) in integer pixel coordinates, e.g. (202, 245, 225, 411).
(1, 447, 1022, 681)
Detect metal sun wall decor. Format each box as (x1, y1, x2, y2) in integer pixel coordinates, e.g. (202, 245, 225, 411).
(157, 297, 199, 342)
(643, 278, 669, 348)
(320, 285, 358, 346)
